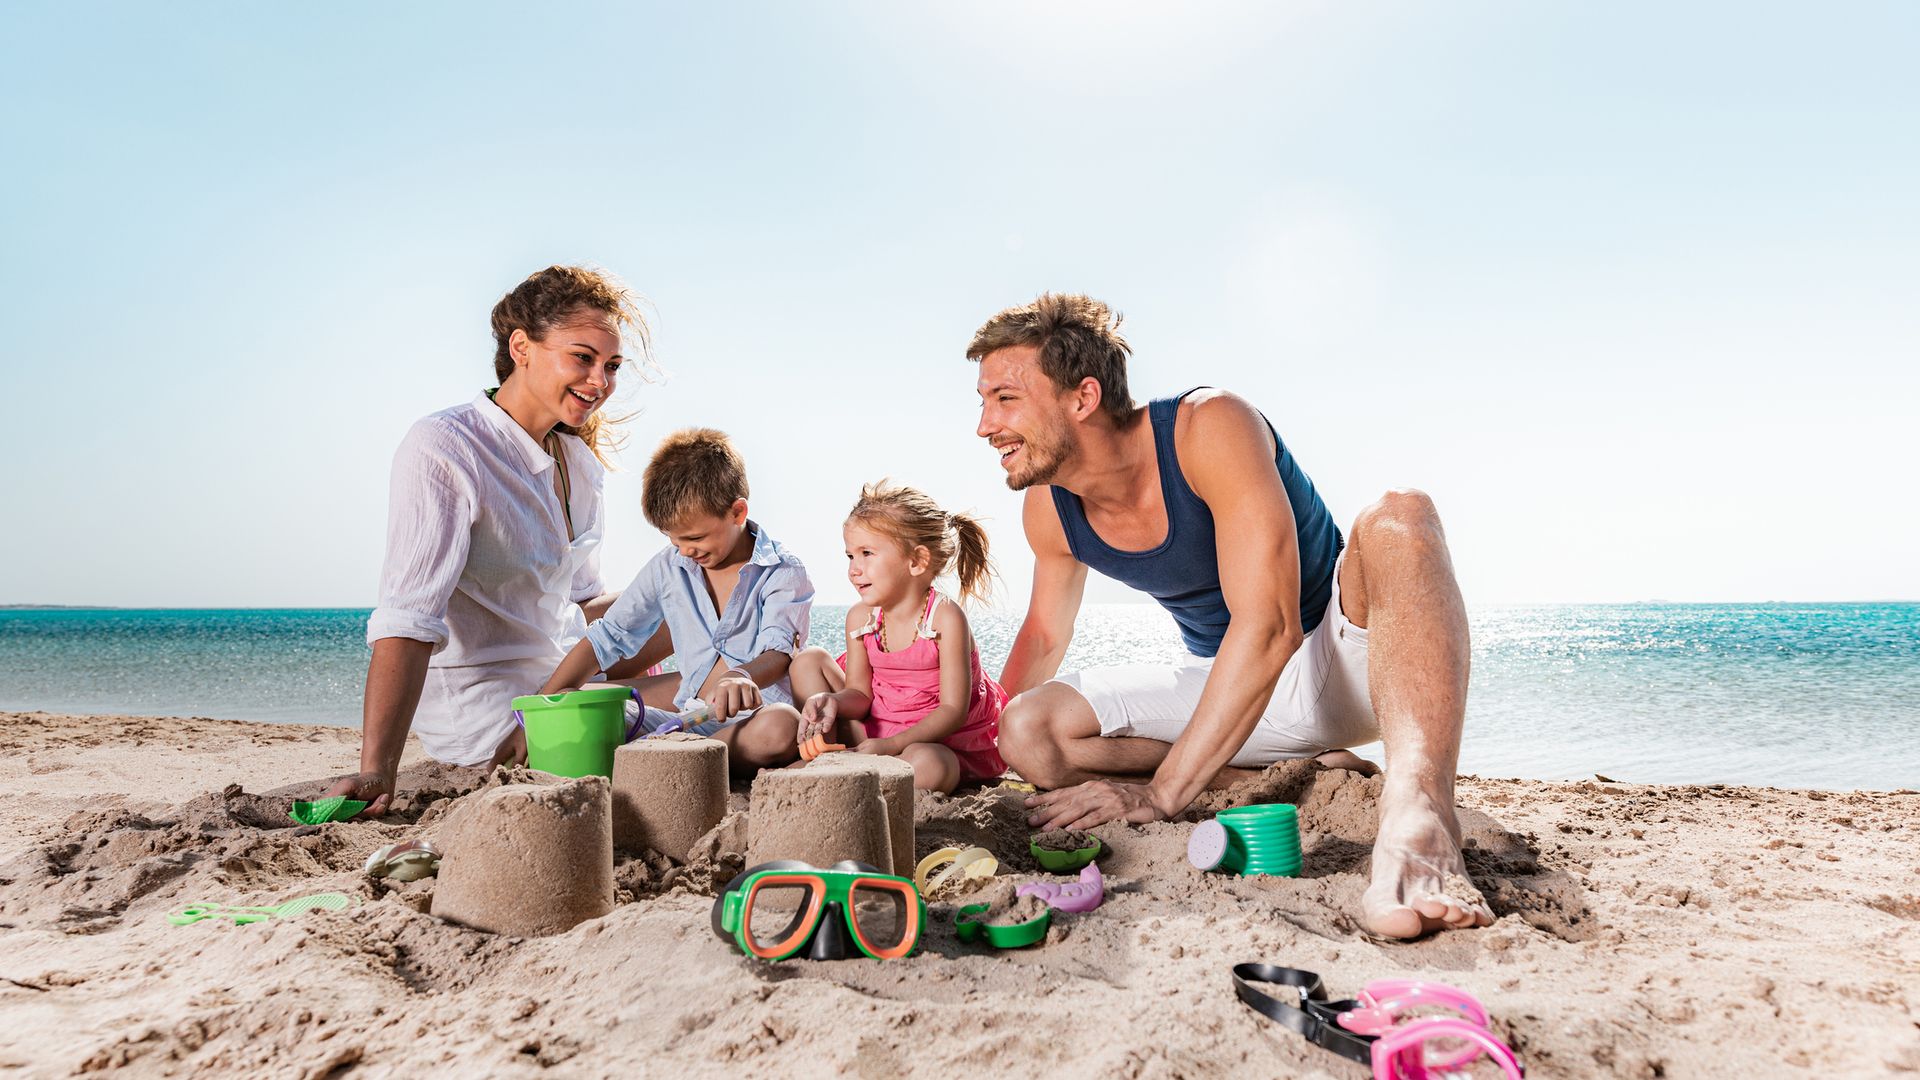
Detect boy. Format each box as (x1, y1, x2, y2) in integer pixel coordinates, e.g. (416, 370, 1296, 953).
(493, 428, 810, 774)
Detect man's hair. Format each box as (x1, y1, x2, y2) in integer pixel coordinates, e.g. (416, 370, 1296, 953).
(642, 428, 749, 529)
(965, 293, 1135, 426)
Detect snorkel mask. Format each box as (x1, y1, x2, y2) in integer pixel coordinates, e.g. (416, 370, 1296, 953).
(711, 860, 925, 961)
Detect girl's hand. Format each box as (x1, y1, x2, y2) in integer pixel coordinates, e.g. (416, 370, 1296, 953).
(854, 735, 900, 757)
(799, 693, 838, 744)
(713, 672, 761, 721)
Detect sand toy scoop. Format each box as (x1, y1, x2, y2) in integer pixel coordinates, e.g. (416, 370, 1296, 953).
(168, 892, 355, 926)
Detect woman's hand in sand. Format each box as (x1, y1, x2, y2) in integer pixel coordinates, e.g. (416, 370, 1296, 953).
(1026, 780, 1165, 831)
(323, 770, 395, 816)
(798, 693, 839, 744)
(489, 727, 528, 770)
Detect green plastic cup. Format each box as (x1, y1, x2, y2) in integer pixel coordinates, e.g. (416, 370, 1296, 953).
(511, 687, 631, 778)
(1191, 803, 1304, 878)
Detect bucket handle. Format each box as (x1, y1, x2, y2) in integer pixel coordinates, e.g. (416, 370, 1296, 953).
(513, 688, 642, 734)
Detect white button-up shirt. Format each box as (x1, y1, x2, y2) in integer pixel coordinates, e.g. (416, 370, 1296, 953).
(586, 522, 812, 711)
(367, 392, 605, 764)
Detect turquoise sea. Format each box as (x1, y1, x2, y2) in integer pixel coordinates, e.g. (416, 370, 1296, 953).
(1, 604, 1914, 791)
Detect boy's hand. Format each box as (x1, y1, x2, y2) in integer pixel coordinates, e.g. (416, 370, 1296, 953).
(798, 693, 839, 744)
(490, 727, 528, 769)
(712, 671, 761, 721)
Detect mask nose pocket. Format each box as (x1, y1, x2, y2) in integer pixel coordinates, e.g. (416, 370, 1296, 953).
(806, 901, 853, 960)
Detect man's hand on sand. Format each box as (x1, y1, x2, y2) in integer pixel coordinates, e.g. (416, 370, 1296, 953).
(322, 770, 394, 816)
(1026, 780, 1166, 831)
(489, 728, 528, 770)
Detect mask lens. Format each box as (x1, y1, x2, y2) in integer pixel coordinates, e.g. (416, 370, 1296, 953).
(1386, 1024, 1514, 1079)
(745, 881, 819, 954)
(849, 882, 912, 954)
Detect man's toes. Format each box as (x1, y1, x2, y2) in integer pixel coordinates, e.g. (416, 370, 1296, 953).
(1364, 905, 1427, 940)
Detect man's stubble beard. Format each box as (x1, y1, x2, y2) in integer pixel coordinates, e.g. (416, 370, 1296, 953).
(1006, 430, 1070, 492)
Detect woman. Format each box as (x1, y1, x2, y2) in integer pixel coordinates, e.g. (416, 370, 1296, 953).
(326, 265, 663, 814)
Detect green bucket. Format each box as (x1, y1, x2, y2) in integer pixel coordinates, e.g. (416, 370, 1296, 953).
(511, 687, 631, 778)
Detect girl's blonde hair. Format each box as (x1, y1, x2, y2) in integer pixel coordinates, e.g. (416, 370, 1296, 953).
(846, 480, 995, 606)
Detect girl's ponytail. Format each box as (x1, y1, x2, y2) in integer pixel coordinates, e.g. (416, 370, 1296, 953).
(948, 512, 995, 606)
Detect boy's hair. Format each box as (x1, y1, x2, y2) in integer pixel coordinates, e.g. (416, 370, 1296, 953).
(846, 480, 995, 606)
(964, 292, 1136, 426)
(642, 428, 749, 529)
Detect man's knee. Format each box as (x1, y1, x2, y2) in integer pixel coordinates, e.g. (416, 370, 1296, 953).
(997, 685, 1082, 788)
(997, 691, 1055, 780)
(1355, 488, 1444, 550)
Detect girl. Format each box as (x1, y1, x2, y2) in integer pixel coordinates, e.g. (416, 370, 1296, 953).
(790, 482, 1007, 792)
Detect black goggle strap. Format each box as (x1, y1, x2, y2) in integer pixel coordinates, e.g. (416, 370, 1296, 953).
(1230, 963, 1374, 1066)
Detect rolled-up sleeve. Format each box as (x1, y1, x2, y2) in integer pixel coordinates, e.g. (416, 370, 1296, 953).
(751, 560, 814, 658)
(584, 553, 669, 672)
(366, 425, 475, 651)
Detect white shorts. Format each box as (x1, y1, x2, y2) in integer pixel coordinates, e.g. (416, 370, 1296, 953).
(1050, 555, 1376, 768)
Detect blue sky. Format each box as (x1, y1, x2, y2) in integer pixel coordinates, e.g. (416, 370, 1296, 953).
(3, 2, 1915, 608)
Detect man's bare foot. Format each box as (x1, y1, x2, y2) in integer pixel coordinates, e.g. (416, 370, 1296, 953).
(1312, 748, 1380, 776)
(1360, 781, 1493, 939)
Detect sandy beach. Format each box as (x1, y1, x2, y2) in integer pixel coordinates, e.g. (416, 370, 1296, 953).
(1, 710, 1915, 1078)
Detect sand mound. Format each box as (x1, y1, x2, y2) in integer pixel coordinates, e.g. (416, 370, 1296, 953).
(431, 778, 616, 937)
(611, 735, 729, 862)
(7, 714, 1917, 1077)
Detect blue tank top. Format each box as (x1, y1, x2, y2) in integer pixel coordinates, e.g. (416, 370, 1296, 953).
(1049, 388, 1343, 657)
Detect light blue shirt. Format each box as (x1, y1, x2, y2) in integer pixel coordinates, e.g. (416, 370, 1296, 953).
(585, 521, 813, 710)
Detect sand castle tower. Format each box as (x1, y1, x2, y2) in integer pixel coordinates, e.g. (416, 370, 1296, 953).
(745, 755, 915, 874)
(856, 754, 916, 877)
(430, 777, 615, 937)
(609, 733, 730, 862)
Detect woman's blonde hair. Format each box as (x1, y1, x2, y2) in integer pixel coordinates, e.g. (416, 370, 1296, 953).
(846, 480, 995, 606)
(490, 265, 654, 465)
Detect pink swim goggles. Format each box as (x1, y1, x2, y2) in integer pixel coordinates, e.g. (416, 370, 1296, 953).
(1231, 963, 1524, 1079)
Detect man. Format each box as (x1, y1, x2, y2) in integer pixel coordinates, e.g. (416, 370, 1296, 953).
(971, 293, 1493, 939)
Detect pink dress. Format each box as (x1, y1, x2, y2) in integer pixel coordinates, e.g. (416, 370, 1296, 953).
(841, 590, 1007, 781)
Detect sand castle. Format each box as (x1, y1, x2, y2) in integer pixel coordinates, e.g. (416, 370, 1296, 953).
(610, 734, 729, 862)
(430, 777, 615, 937)
(745, 754, 915, 874)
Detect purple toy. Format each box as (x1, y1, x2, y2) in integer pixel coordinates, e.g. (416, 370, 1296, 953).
(1016, 862, 1105, 913)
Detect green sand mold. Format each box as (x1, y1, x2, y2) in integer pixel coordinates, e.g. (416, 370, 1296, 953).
(169, 892, 355, 926)
(1030, 835, 1103, 872)
(288, 797, 367, 825)
(956, 902, 1052, 949)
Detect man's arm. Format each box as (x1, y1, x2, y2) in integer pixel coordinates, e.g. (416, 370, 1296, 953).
(999, 486, 1089, 696)
(1143, 392, 1304, 815)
